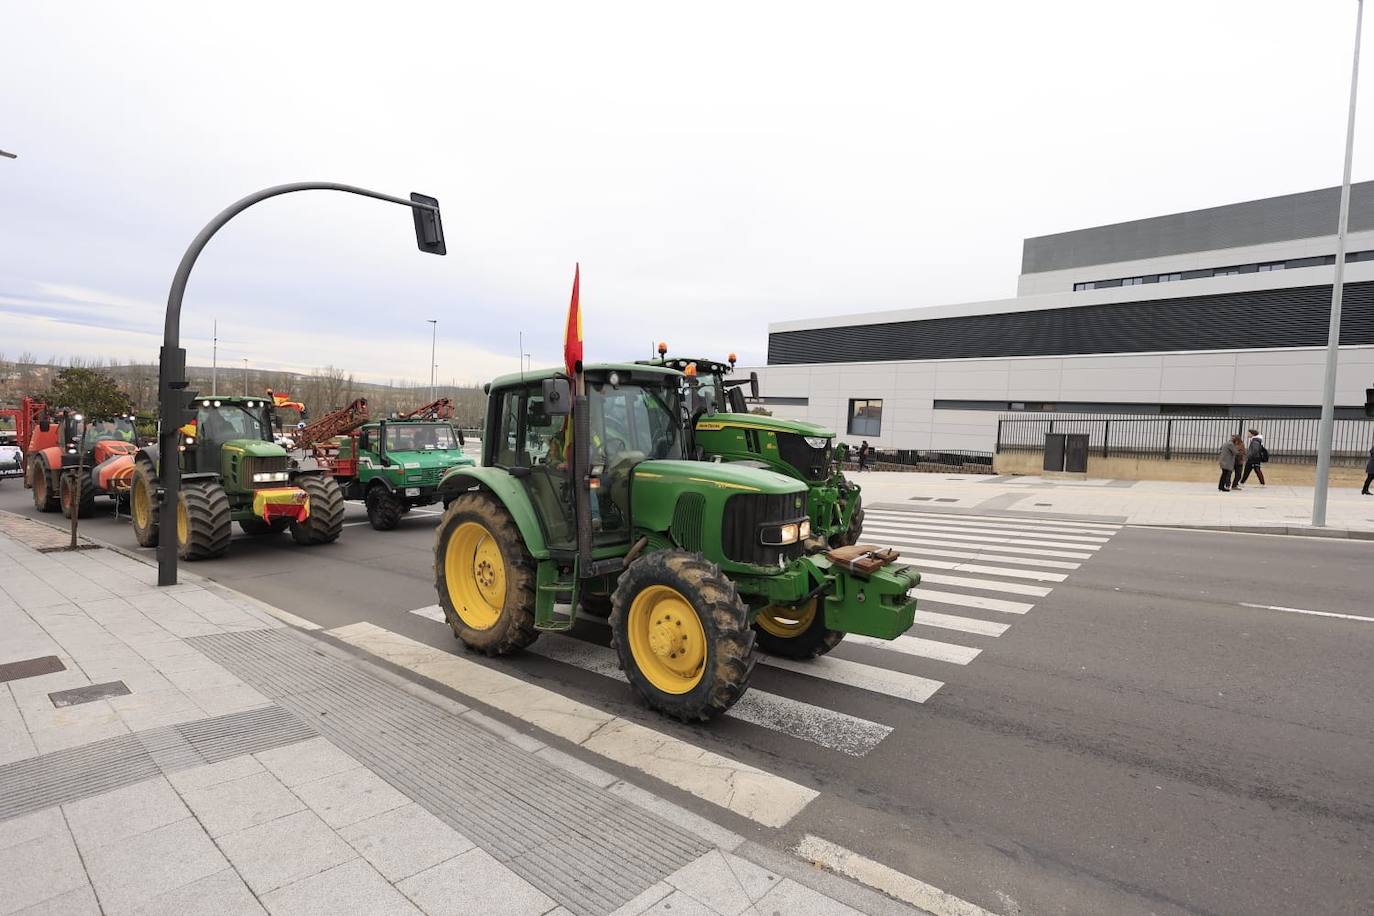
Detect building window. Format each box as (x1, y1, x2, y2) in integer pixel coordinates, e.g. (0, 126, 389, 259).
(1214, 268, 1241, 277)
(1257, 262, 1285, 272)
(1073, 281, 1096, 291)
(847, 399, 883, 437)
(1121, 276, 1145, 286)
(1157, 272, 1181, 282)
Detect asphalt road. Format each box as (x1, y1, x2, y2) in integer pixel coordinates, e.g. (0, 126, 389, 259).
(3, 479, 1371, 916)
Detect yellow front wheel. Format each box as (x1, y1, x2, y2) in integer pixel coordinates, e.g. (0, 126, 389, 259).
(612, 550, 754, 722)
(753, 597, 845, 660)
(435, 493, 537, 655)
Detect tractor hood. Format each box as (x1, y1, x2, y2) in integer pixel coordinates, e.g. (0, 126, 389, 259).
(695, 412, 836, 439)
(223, 439, 288, 458)
(629, 459, 803, 495)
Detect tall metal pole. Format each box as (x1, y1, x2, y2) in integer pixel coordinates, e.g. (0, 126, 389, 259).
(1314, 0, 1365, 527)
(156, 182, 444, 585)
(211, 320, 217, 395)
(242, 358, 248, 396)
(428, 320, 437, 404)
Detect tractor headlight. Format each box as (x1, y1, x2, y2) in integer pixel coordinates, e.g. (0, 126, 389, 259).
(760, 520, 804, 546)
(185, 436, 196, 446)
(803, 436, 829, 449)
(252, 471, 290, 483)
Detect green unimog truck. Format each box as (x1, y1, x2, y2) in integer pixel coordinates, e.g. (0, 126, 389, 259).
(331, 418, 476, 530)
(130, 396, 345, 559)
(639, 353, 864, 547)
(431, 362, 918, 721)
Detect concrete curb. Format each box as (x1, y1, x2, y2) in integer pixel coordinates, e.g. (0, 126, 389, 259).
(1133, 522, 1374, 540)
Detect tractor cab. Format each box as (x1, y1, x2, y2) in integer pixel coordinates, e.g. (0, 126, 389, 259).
(183, 397, 276, 474)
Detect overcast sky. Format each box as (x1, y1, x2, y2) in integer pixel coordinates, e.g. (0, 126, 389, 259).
(2, 1, 1370, 385)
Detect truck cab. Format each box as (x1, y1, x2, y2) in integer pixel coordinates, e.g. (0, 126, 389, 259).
(335, 419, 474, 529)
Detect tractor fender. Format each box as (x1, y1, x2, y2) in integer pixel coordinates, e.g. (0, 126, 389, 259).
(136, 445, 161, 478)
(436, 466, 550, 559)
(30, 446, 62, 483)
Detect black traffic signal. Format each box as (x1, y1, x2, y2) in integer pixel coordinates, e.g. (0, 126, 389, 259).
(410, 193, 446, 256)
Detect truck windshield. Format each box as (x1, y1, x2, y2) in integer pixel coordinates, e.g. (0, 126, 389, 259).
(588, 380, 683, 462)
(385, 423, 458, 451)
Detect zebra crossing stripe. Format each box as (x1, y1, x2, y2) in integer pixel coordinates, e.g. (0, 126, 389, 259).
(884, 543, 1081, 570)
(917, 572, 1052, 597)
(913, 610, 1010, 637)
(868, 532, 1094, 561)
(865, 509, 1119, 539)
(861, 521, 1103, 552)
(841, 633, 981, 664)
(523, 637, 894, 757)
(901, 555, 1067, 582)
(758, 652, 947, 699)
(913, 587, 1034, 615)
(871, 507, 1122, 531)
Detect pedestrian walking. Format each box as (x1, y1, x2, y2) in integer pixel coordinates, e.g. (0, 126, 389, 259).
(1362, 444, 1374, 496)
(857, 440, 870, 472)
(1218, 435, 1238, 491)
(1230, 434, 1245, 490)
(1241, 428, 1267, 485)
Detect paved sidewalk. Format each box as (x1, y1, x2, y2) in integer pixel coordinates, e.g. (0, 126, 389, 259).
(0, 515, 921, 916)
(849, 471, 1374, 537)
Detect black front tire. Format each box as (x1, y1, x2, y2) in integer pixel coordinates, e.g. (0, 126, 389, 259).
(753, 598, 845, 659)
(291, 475, 345, 545)
(31, 460, 59, 513)
(366, 487, 405, 531)
(130, 460, 160, 547)
(177, 480, 233, 560)
(434, 492, 539, 655)
(610, 549, 756, 722)
(59, 472, 96, 519)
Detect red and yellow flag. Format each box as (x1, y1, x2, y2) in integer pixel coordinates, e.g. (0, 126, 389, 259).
(270, 391, 305, 412)
(563, 263, 582, 378)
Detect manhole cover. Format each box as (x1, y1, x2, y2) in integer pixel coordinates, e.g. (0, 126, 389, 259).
(50, 681, 131, 708)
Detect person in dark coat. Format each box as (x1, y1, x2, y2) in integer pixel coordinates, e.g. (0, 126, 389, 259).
(1362, 445, 1374, 496)
(1241, 428, 1266, 485)
(1231, 435, 1245, 490)
(857, 440, 870, 471)
(1218, 436, 1238, 492)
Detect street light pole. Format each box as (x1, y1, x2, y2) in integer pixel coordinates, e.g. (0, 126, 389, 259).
(428, 319, 437, 404)
(1314, 0, 1365, 527)
(242, 358, 249, 396)
(211, 320, 218, 395)
(156, 182, 446, 586)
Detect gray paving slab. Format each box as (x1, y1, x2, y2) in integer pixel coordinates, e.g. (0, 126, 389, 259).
(664, 850, 754, 916)
(723, 852, 783, 905)
(337, 802, 475, 882)
(127, 867, 265, 916)
(63, 777, 189, 851)
(396, 848, 557, 916)
(0, 828, 89, 915)
(746, 878, 862, 916)
(606, 883, 673, 916)
(12, 884, 101, 915)
(81, 817, 228, 914)
(0, 807, 65, 852)
(215, 809, 357, 896)
(253, 736, 358, 787)
(164, 753, 264, 792)
(261, 858, 422, 916)
(180, 771, 305, 837)
(635, 890, 716, 916)
(291, 766, 410, 829)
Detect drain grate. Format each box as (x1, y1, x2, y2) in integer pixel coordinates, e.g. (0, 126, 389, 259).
(0, 704, 315, 822)
(0, 656, 65, 684)
(49, 681, 131, 708)
(190, 628, 712, 916)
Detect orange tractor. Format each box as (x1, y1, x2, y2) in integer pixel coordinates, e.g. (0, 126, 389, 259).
(21, 402, 139, 517)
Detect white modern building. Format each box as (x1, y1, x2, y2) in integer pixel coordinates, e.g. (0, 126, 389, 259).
(748, 183, 1374, 454)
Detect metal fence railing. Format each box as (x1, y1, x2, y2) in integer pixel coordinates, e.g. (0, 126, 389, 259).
(844, 447, 995, 472)
(995, 413, 1374, 467)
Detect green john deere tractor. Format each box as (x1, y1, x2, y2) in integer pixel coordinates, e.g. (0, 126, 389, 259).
(638, 351, 864, 547)
(129, 395, 345, 560)
(332, 418, 476, 530)
(432, 363, 919, 721)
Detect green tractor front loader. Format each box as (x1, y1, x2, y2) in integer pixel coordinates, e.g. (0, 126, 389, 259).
(432, 363, 919, 722)
(638, 349, 864, 548)
(129, 396, 345, 560)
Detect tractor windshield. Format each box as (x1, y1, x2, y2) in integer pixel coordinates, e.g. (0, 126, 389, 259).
(587, 380, 683, 463)
(385, 423, 459, 451)
(196, 403, 270, 442)
(692, 374, 728, 414)
(81, 417, 135, 448)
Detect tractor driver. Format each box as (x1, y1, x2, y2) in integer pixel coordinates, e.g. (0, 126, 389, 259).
(547, 413, 604, 473)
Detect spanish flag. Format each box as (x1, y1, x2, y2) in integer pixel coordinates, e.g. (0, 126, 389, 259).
(563, 263, 582, 378)
(270, 391, 305, 412)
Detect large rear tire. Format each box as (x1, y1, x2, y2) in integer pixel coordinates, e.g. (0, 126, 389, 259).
(611, 549, 755, 722)
(753, 597, 845, 659)
(290, 475, 345, 545)
(31, 459, 59, 513)
(130, 459, 159, 547)
(59, 472, 96, 519)
(366, 486, 404, 531)
(434, 492, 538, 655)
(176, 480, 233, 560)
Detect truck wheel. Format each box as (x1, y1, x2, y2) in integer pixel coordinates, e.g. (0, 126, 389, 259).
(753, 598, 845, 659)
(366, 487, 404, 531)
(610, 549, 755, 722)
(31, 459, 59, 513)
(434, 492, 538, 655)
(239, 518, 289, 536)
(130, 460, 159, 547)
(59, 473, 96, 519)
(176, 480, 233, 560)
(830, 492, 864, 547)
(291, 475, 345, 545)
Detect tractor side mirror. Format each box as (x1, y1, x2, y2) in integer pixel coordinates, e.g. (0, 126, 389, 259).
(358, 431, 370, 452)
(726, 386, 747, 414)
(543, 378, 572, 416)
(749, 371, 759, 400)
(38, 418, 50, 433)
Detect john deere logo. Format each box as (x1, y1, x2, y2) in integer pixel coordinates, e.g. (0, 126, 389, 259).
(794, 497, 803, 509)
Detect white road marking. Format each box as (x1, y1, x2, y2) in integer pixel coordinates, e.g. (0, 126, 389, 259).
(410, 604, 446, 622)
(758, 651, 947, 699)
(524, 638, 893, 756)
(917, 572, 1052, 597)
(882, 543, 1081, 570)
(866, 508, 1120, 537)
(868, 532, 1094, 561)
(861, 521, 1103, 552)
(914, 587, 1034, 615)
(796, 834, 1000, 916)
(913, 610, 1010, 637)
(900, 555, 1068, 582)
(864, 511, 1113, 543)
(328, 622, 818, 826)
(842, 633, 982, 664)
(874, 507, 1122, 531)
(1239, 602, 1374, 623)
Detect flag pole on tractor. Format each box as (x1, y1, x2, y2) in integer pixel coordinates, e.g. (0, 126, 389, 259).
(564, 263, 583, 386)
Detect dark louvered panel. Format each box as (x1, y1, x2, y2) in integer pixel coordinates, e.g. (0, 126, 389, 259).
(767, 282, 1374, 365)
(721, 492, 806, 567)
(669, 493, 704, 552)
(776, 432, 830, 482)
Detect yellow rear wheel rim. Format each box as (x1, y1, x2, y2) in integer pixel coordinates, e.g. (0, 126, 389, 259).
(627, 585, 706, 694)
(132, 478, 150, 528)
(444, 521, 506, 630)
(755, 598, 817, 638)
(176, 498, 189, 546)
